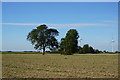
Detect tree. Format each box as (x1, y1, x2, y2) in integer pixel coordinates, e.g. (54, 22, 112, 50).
(60, 29, 79, 55)
(115, 51, 119, 53)
(83, 44, 89, 53)
(103, 50, 106, 53)
(78, 46, 83, 54)
(95, 49, 100, 53)
(60, 38, 66, 52)
(89, 46, 94, 53)
(27, 24, 59, 55)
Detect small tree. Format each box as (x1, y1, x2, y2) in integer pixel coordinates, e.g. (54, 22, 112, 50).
(115, 51, 118, 53)
(89, 46, 94, 53)
(78, 46, 83, 54)
(27, 24, 59, 55)
(83, 44, 89, 53)
(60, 38, 66, 52)
(103, 50, 106, 53)
(95, 49, 100, 53)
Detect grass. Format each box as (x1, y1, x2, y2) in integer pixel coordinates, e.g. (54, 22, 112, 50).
(1, 52, 42, 54)
(2, 53, 118, 78)
(1, 51, 118, 54)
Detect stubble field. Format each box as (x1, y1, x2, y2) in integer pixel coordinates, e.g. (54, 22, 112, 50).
(2, 53, 118, 78)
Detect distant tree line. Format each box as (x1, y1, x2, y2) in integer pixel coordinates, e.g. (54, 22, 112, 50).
(59, 29, 101, 55)
(78, 44, 101, 54)
(27, 24, 116, 55)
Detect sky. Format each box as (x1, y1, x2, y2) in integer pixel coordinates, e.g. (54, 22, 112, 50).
(1, 0, 120, 2)
(2, 2, 118, 52)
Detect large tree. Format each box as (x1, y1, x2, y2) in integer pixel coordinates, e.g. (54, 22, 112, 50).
(60, 29, 79, 55)
(27, 24, 59, 55)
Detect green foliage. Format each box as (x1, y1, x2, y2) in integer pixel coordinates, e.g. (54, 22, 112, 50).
(78, 46, 83, 54)
(60, 38, 66, 51)
(79, 44, 95, 54)
(27, 24, 59, 55)
(60, 29, 79, 55)
(49, 51, 61, 54)
(89, 46, 94, 53)
(82, 44, 90, 53)
(95, 49, 101, 53)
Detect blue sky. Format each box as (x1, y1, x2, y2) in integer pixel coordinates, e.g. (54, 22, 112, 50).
(1, 0, 120, 2)
(2, 2, 118, 52)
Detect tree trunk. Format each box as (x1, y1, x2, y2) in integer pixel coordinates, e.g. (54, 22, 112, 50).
(43, 46, 45, 55)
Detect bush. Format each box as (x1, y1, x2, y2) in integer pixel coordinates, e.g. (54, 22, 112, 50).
(49, 51, 61, 54)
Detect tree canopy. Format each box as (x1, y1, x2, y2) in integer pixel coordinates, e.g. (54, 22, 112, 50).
(78, 44, 96, 54)
(60, 29, 79, 55)
(27, 25, 100, 55)
(82, 44, 90, 53)
(27, 24, 59, 55)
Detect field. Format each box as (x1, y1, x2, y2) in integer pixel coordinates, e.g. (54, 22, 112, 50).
(2, 53, 118, 78)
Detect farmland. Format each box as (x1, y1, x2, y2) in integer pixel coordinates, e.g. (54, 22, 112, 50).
(2, 53, 118, 78)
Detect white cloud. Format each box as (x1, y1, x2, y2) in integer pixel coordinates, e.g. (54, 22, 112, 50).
(1, 23, 110, 28)
(47, 23, 109, 28)
(1, 23, 40, 26)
